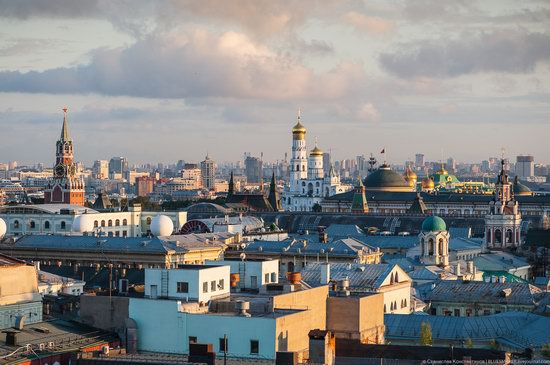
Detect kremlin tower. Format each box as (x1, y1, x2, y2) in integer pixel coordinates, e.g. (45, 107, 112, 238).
(44, 108, 85, 206)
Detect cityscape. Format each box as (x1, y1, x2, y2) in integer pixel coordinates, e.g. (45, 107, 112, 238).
(1, 1, 550, 365)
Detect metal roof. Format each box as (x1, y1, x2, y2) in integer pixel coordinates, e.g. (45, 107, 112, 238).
(325, 224, 366, 237)
(244, 236, 375, 257)
(427, 280, 543, 306)
(473, 251, 530, 272)
(301, 262, 399, 289)
(385, 311, 550, 349)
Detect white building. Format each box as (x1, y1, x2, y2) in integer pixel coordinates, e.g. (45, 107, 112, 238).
(145, 265, 230, 302)
(37, 269, 85, 296)
(0, 204, 187, 237)
(282, 113, 348, 211)
(516, 155, 535, 178)
(206, 259, 279, 290)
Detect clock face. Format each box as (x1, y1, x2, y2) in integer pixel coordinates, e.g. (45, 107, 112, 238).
(55, 164, 65, 177)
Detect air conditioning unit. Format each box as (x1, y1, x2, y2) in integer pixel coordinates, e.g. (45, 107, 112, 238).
(39, 343, 46, 351)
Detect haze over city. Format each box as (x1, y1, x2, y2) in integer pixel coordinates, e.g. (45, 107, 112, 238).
(1, 0, 550, 165)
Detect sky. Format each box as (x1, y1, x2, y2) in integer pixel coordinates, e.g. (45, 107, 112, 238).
(0, 0, 549, 166)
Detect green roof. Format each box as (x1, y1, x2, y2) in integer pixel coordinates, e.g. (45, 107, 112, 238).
(363, 165, 409, 189)
(421, 215, 446, 232)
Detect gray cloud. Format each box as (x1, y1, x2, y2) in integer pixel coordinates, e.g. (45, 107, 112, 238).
(0, 32, 366, 101)
(380, 30, 550, 78)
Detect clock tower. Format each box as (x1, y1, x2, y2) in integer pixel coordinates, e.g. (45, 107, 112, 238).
(44, 108, 85, 205)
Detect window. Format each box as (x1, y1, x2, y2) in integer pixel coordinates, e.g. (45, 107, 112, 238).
(122, 230, 128, 237)
(384, 304, 387, 313)
(146, 217, 152, 225)
(271, 272, 276, 282)
(177, 282, 189, 293)
(108, 220, 113, 227)
(189, 336, 197, 344)
(30, 221, 36, 229)
(211, 280, 216, 292)
(44, 221, 50, 229)
(218, 279, 224, 290)
(60, 221, 66, 229)
(115, 231, 120, 237)
(483, 309, 491, 316)
(101, 220, 106, 227)
(115, 219, 120, 226)
(203, 282, 208, 293)
(123, 219, 128, 226)
(219, 338, 228, 352)
(265, 273, 270, 283)
(94, 220, 98, 228)
(250, 340, 259, 354)
(13, 220, 20, 229)
(454, 309, 460, 317)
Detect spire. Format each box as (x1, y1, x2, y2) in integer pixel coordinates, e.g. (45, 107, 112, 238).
(268, 171, 282, 211)
(228, 171, 235, 196)
(351, 176, 368, 214)
(60, 107, 70, 141)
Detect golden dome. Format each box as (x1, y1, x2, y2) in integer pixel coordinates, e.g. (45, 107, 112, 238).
(292, 120, 306, 134)
(436, 163, 448, 175)
(404, 166, 417, 179)
(310, 145, 323, 156)
(421, 176, 434, 189)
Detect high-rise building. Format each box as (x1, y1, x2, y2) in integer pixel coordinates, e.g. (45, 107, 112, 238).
(415, 154, 424, 168)
(181, 163, 202, 189)
(109, 157, 128, 177)
(200, 154, 216, 190)
(44, 108, 85, 205)
(136, 176, 156, 197)
(245, 155, 263, 184)
(92, 160, 109, 179)
(515, 155, 534, 178)
(447, 157, 456, 173)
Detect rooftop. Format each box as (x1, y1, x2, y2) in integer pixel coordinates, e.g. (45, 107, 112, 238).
(301, 262, 400, 289)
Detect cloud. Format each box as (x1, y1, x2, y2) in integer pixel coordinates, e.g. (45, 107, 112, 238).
(380, 30, 550, 78)
(356, 103, 380, 121)
(342, 12, 394, 33)
(0, 30, 367, 101)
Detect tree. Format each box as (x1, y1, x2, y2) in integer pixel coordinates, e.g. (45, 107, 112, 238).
(541, 344, 550, 359)
(465, 338, 474, 349)
(420, 322, 433, 346)
(312, 203, 322, 212)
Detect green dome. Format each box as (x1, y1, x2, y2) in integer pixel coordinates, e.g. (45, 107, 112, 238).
(421, 215, 446, 232)
(363, 164, 411, 192)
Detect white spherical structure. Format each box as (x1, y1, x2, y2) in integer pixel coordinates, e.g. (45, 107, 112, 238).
(72, 214, 95, 233)
(0, 218, 6, 239)
(151, 215, 174, 237)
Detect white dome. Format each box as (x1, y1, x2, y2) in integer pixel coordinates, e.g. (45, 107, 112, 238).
(151, 215, 174, 237)
(72, 214, 95, 233)
(0, 218, 6, 239)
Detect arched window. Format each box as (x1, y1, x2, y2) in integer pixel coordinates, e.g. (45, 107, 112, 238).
(30, 221, 36, 229)
(44, 221, 50, 229)
(296, 165, 299, 171)
(395, 272, 399, 283)
(302, 181, 306, 187)
(288, 261, 295, 272)
(13, 220, 20, 229)
(390, 273, 394, 284)
(438, 239, 444, 255)
(302, 165, 305, 171)
(506, 229, 513, 243)
(401, 299, 404, 308)
(486, 229, 491, 243)
(108, 220, 113, 227)
(115, 219, 120, 226)
(101, 220, 106, 227)
(495, 229, 502, 244)
(428, 238, 434, 255)
(315, 182, 320, 187)
(60, 221, 66, 230)
(404, 298, 407, 307)
(94, 220, 98, 228)
(146, 217, 152, 225)
(122, 219, 127, 226)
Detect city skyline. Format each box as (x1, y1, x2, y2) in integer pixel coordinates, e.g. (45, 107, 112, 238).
(0, 0, 549, 164)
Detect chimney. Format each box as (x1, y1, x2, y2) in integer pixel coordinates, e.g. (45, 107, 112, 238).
(320, 263, 331, 285)
(456, 263, 461, 277)
(308, 330, 335, 365)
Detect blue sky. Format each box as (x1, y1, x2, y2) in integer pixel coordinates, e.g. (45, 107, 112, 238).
(0, 0, 549, 166)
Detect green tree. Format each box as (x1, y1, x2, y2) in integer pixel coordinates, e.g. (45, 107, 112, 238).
(420, 322, 433, 346)
(541, 344, 550, 359)
(465, 338, 474, 349)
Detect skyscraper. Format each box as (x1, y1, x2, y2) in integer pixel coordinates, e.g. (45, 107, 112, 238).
(109, 157, 128, 178)
(516, 155, 534, 178)
(92, 160, 109, 179)
(245, 155, 263, 184)
(415, 154, 424, 168)
(200, 154, 216, 190)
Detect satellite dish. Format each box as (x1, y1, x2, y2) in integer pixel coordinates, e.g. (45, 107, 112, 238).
(240, 253, 246, 261)
(0, 218, 6, 239)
